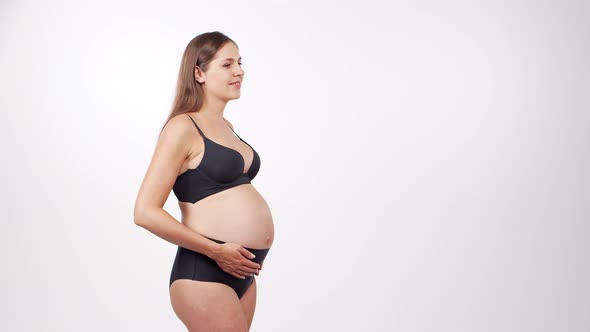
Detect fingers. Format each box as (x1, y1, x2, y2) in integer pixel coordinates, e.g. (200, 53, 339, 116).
(244, 260, 261, 270)
(238, 247, 261, 269)
(219, 263, 249, 279)
(236, 266, 259, 275)
(226, 262, 260, 279)
(218, 245, 263, 279)
(227, 268, 259, 279)
(219, 262, 260, 279)
(240, 247, 256, 259)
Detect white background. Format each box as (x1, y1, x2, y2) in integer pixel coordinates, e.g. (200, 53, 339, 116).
(1, 0, 589, 331)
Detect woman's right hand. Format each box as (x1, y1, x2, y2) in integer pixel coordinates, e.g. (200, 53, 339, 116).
(211, 242, 261, 279)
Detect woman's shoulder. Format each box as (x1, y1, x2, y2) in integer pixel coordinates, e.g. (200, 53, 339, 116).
(160, 113, 198, 142)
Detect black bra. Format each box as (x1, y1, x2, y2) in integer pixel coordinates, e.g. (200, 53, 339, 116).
(172, 114, 261, 203)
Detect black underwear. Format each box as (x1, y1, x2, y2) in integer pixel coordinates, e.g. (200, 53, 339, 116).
(169, 236, 270, 299)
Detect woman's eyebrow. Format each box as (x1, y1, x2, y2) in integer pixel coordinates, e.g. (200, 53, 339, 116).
(222, 57, 242, 61)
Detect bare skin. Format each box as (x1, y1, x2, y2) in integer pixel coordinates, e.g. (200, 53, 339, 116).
(170, 277, 258, 331)
(134, 41, 274, 331)
(176, 112, 274, 250)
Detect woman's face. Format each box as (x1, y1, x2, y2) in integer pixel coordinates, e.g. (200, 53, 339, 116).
(197, 42, 244, 102)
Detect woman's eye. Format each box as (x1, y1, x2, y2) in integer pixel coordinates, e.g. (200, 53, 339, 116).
(224, 63, 243, 67)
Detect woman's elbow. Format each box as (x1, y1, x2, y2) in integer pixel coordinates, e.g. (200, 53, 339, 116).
(133, 205, 150, 226)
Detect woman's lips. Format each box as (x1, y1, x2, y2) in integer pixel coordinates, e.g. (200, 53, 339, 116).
(230, 82, 241, 88)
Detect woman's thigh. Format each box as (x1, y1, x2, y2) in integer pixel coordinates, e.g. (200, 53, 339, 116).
(240, 277, 257, 329)
(170, 279, 249, 332)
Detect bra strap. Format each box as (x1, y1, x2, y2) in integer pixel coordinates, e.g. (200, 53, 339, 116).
(186, 114, 206, 139)
(223, 118, 243, 140)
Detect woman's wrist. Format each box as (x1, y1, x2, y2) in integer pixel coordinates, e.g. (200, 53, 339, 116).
(206, 241, 222, 260)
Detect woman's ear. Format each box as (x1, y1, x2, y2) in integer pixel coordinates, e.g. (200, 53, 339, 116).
(194, 66, 205, 83)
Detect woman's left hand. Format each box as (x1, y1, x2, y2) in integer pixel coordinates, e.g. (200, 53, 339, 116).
(255, 261, 263, 275)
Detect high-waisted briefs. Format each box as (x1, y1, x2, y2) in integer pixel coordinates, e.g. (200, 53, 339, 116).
(169, 236, 270, 299)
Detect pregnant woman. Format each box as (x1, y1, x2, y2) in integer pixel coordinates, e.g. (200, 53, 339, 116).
(133, 31, 274, 332)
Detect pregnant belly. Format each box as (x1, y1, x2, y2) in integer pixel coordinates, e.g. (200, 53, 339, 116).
(179, 184, 274, 249)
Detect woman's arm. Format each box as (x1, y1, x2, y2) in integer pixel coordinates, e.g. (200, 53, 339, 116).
(133, 115, 220, 258)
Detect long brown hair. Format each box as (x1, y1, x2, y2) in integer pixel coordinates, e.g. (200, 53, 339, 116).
(159, 31, 237, 134)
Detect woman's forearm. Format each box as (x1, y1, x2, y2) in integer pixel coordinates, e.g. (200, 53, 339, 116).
(134, 208, 220, 258)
